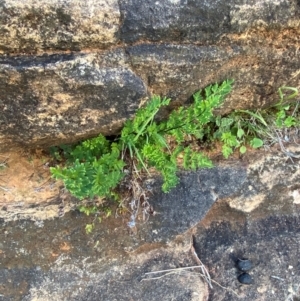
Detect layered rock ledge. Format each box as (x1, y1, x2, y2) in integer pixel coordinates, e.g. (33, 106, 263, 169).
(0, 0, 299, 150)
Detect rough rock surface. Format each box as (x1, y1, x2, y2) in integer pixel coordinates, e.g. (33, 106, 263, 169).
(0, 148, 299, 300)
(119, 0, 298, 44)
(0, 52, 147, 149)
(226, 150, 300, 213)
(133, 165, 247, 245)
(1, 0, 298, 52)
(194, 209, 300, 301)
(0, 0, 121, 52)
(0, 1, 299, 300)
(0, 0, 299, 150)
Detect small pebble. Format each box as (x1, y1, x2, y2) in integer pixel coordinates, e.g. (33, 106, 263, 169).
(238, 273, 253, 285)
(237, 259, 252, 271)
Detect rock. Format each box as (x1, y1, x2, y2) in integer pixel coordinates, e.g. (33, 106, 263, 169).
(119, 0, 297, 43)
(226, 146, 300, 213)
(0, 0, 299, 150)
(137, 166, 247, 244)
(290, 189, 300, 204)
(1, 0, 298, 54)
(0, 0, 120, 53)
(0, 53, 147, 150)
(193, 209, 300, 300)
(126, 37, 300, 111)
(0, 149, 299, 300)
(0, 1, 299, 300)
(0, 216, 210, 301)
(126, 44, 243, 105)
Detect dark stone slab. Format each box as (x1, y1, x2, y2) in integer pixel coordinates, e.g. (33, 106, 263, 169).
(119, 0, 297, 44)
(137, 166, 247, 243)
(193, 214, 300, 300)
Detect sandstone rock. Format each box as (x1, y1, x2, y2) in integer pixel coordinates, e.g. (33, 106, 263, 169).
(0, 0, 120, 53)
(0, 0, 299, 150)
(226, 147, 300, 213)
(0, 53, 147, 150)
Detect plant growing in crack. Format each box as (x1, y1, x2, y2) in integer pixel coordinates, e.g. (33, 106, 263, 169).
(212, 85, 299, 158)
(50, 80, 299, 232)
(50, 80, 233, 231)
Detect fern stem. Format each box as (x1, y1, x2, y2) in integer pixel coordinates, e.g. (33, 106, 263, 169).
(132, 146, 150, 175)
(133, 109, 159, 142)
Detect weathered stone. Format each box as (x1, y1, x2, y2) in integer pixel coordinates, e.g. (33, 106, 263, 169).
(0, 212, 210, 301)
(126, 41, 300, 112)
(126, 44, 242, 104)
(0, 0, 120, 53)
(0, 0, 298, 54)
(193, 213, 300, 300)
(24, 252, 208, 301)
(0, 148, 299, 300)
(136, 166, 247, 244)
(226, 146, 300, 213)
(119, 0, 298, 43)
(0, 0, 299, 150)
(1, 36, 299, 150)
(0, 1, 299, 300)
(0, 53, 147, 150)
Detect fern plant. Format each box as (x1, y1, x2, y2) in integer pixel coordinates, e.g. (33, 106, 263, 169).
(51, 139, 125, 200)
(49, 79, 300, 234)
(119, 79, 233, 192)
(50, 79, 234, 200)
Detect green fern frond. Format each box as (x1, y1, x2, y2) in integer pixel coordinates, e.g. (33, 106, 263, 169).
(182, 147, 213, 170)
(51, 80, 234, 202)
